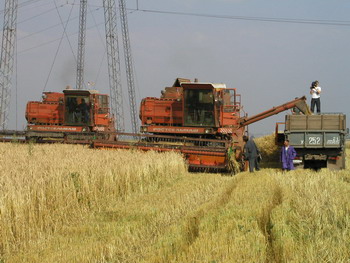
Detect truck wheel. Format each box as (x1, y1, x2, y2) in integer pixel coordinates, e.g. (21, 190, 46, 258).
(327, 151, 346, 170)
(304, 160, 327, 171)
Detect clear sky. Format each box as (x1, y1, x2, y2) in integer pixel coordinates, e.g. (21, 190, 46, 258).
(1, 0, 350, 135)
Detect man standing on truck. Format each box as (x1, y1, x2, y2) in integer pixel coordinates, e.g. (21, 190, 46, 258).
(243, 135, 260, 173)
(280, 139, 297, 171)
(310, 80, 322, 114)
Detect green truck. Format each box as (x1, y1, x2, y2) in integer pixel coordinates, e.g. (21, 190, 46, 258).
(278, 114, 347, 170)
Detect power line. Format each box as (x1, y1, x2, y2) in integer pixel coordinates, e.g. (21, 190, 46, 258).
(17, 6, 59, 25)
(132, 8, 350, 27)
(17, 6, 102, 41)
(17, 21, 105, 54)
(20, 0, 46, 8)
(42, 0, 76, 92)
(0, 0, 46, 15)
(18, 21, 68, 41)
(87, 4, 106, 47)
(10, 3, 350, 61)
(53, 0, 77, 62)
(5, 1, 350, 27)
(17, 1, 53, 13)
(93, 49, 106, 87)
(56, 4, 350, 27)
(88, 3, 107, 86)
(18, 4, 350, 56)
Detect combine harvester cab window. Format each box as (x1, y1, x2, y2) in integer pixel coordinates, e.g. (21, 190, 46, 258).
(223, 89, 236, 111)
(65, 96, 91, 126)
(97, 95, 109, 114)
(184, 88, 215, 127)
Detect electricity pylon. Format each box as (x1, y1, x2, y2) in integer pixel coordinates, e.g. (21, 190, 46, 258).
(0, 0, 18, 130)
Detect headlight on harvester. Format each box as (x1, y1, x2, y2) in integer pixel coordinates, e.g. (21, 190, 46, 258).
(205, 129, 211, 134)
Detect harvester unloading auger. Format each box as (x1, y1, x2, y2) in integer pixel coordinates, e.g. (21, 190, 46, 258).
(0, 78, 310, 173)
(92, 78, 311, 173)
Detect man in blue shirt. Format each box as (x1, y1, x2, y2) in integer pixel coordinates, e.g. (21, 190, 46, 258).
(280, 139, 297, 171)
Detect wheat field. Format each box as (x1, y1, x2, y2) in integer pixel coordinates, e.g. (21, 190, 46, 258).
(0, 140, 349, 262)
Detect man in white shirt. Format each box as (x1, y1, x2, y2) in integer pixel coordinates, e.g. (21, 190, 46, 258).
(310, 80, 321, 114)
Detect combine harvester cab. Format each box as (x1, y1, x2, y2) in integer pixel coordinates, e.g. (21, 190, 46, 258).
(25, 89, 115, 142)
(94, 78, 311, 173)
(140, 80, 243, 140)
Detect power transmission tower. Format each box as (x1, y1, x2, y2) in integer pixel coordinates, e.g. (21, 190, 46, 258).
(76, 0, 87, 90)
(119, 0, 138, 134)
(102, 0, 124, 131)
(0, 0, 18, 130)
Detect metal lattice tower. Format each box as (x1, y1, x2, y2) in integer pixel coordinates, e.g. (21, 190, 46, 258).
(0, 0, 18, 130)
(76, 0, 87, 90)
(119, 0, 138, 134)
(103, 0, 124, 131)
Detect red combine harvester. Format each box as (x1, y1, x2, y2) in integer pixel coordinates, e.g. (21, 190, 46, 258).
(93, 78, 311, 172)
(15, 78, 310, 172)
(25, 89, 115, 142)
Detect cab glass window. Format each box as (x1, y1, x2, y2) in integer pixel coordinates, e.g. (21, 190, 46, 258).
(65, 96, 91, 125)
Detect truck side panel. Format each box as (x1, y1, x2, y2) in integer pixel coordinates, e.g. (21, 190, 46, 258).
(286, 114, 345, 131)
